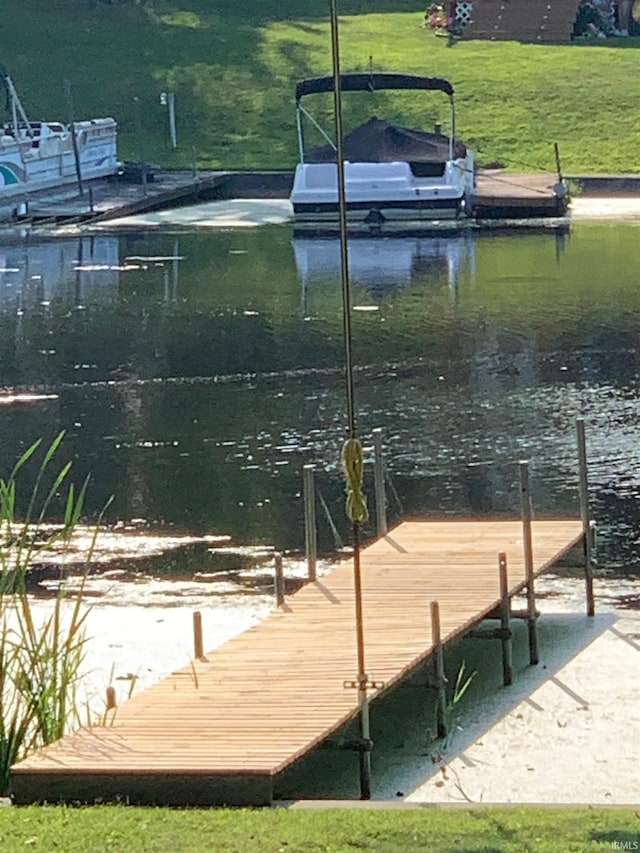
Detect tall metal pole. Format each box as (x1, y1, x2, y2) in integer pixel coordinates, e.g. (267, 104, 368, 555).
(64, 79, 84, 197)
(329, 0, 371, 800)
(330, 0, 355, 442)
(372, 427, 388, 537)
(519, 461, 539, 665)
(576, 418, 595, 616)
(167, 91, 177, 149)
(303, 464, 317, 582)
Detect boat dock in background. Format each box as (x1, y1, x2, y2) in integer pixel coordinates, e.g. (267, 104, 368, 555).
(0, 168, 575, 231)
(468, 170, 568, 219)
(0, 169, 231, 226)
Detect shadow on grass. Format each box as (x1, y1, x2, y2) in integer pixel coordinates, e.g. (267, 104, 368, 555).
(446, 849, 505, 853)
(591, 830, 640, 844)
(570, 35, 640, 48)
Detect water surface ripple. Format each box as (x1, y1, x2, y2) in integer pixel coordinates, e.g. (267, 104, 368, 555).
(1, 223, 639, 582)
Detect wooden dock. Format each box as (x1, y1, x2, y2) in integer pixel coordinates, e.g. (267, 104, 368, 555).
(0, 170, 293, 227)
(11, 517, 585, 806)
(0, 168, 571, 229)
(3, 170, 230, 226)
(470, 171, 567, 219)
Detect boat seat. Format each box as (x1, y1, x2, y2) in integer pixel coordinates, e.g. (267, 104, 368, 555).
(345, 161, 412, 179)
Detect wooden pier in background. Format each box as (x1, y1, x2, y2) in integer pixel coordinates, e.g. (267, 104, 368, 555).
(7, 170, 230, 225)
(0, 168, 570, 228)
(470, 171, 567, 219)
(0, 170, 292, 226)
(12, 517, 584, 806)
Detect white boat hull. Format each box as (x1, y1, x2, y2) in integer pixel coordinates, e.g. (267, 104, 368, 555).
(290, 159, 474, 230)
(0, 118, 118, 198)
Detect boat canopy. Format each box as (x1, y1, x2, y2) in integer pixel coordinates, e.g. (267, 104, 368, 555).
(306, 117, 466, 164)
(295, 73, 454, 102)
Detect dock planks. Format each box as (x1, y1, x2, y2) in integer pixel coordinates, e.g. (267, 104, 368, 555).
(470, 172, 567, 218)
(0, 169, 570, 229)
(11, 518, 584, 805)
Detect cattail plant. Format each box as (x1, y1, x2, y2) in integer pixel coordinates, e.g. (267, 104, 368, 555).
(0, 432, 103, 795)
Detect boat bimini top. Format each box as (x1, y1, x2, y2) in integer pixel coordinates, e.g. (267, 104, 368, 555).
(294, 72, 459, 165)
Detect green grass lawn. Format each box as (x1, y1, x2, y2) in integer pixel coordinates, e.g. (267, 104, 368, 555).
(4, 1, 639, 173)
(0, 804, 638, 852)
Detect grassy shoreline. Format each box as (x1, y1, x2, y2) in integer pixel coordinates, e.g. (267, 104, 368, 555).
(1, 804, 639, 851)
(5, 2, 640, 173)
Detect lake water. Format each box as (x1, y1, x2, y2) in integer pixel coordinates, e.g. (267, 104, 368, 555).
(1, 220, 639, 696)
(2, 222, 639, 561)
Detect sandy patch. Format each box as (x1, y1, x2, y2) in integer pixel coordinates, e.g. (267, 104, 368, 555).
(275, 578, 640, 805)
(405, 605, 640, 804)
(103, 199, 294, 229)
(570, 196, 640, 220)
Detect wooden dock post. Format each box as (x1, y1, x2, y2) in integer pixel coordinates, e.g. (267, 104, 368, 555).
(498, 552, 513, 686)
(519, 462, 539, 665)
(105, 686, 116, 712)
(303, 465, 317, 582)
(430, 600, 447, 739)
(274, 552, 285, 606)
(576, 418, 595, 617)
(193, 611, 204, 661)
(372, 428, 388, 538)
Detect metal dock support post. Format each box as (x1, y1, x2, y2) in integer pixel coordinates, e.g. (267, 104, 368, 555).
(193, 611, 204, 661)
(274, 552, 285, 606)
(358, 679, 372, 801)
(467, 553, 514, 685)
(576, 418, 595, 617)
(303, 464, 317, 582)
(519, 462, 539, 665)
(430, 600, 447, 739)
(372, 428, 388, 537)
(498, 552, 513, 686)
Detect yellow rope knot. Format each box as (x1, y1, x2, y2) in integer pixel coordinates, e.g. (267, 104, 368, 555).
(341, 438, 369, 524)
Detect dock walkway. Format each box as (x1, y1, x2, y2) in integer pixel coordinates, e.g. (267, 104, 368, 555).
(1, 170, 229, 225)
(12, 518, 583, 806)
(0, 169, 573, 229)
(469, 171, 567, 218)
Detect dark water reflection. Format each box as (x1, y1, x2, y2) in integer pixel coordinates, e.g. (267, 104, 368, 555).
(1, 223, 639, 574)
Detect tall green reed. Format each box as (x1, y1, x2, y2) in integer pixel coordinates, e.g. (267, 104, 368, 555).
(0, 432, 102, 795)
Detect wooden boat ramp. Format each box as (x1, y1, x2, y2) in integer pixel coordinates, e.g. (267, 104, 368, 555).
(11, 442, 595, 805)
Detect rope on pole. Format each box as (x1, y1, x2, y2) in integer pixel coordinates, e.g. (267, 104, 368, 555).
(342, 438, 369, 524)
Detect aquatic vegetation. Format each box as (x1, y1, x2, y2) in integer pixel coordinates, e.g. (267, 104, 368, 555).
(0, 433, 101, 795)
